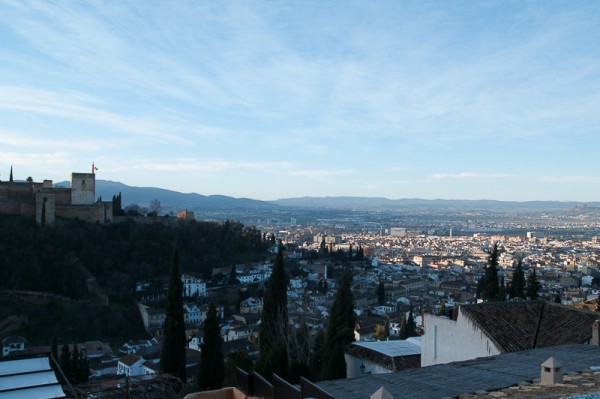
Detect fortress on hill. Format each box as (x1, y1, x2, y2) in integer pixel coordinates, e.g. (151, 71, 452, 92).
(0, 170, 113, 226)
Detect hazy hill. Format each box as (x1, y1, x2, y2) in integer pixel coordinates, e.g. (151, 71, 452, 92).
(55, 180, 600, 213)
(57, 180, 278, 211)
(270, 196, 600, 212)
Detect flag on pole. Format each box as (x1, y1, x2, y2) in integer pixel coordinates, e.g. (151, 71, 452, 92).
(92, 163, 98, 174)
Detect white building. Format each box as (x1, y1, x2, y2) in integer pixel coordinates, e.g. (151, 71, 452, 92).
(117, 354, 145, 377)
(181, 274, 207, 297)
(184, 303, 201, 325)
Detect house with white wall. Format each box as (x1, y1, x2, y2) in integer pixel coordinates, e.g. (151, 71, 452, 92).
(181, 274, 207, 297)
(345, 337, 421, 378)
(117, 354, 145, 377)
(421, 301, 598, 367)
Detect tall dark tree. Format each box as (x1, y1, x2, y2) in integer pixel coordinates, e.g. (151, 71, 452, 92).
(160, 246, 186, 382)
(322, 270, 355, 380)
(256, 247, 289, 378)
(482, 243, 500, 302)
(526, 269, 540, 300)
(377, 280, 385, 305)
(499, 276, 506, 301)
(348, 244, 353, 259)
(9, 165, 13, 182)
(400, 306, 418, 339)
(59, 344, 71, 384)
(197, 303, 224, 390)
(510, 259, 526, 299)
(229, 264, 239, 285)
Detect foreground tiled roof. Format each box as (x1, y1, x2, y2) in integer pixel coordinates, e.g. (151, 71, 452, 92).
(460, 301, 598, 352)
(317, 344, 600, 399)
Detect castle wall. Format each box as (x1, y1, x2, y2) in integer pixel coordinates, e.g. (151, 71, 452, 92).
(36, 193, 56, 226)
(55, 202, 113, 224)
(1, 176, 113, 225)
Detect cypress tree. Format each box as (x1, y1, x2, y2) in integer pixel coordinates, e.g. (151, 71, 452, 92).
(377, 280, 385, 305)
(70, 344, 80, 382)
(160, 246, 186, 381)
(59, 344, 71, 383)
(256, 246, 289, 378)
(197, 303, 224, 390)
(499, 276, 506, 301)
(526, 269, 540, 299)
(322, 270, 355, 380)
(482, 243, 500, 302)
(9, 165, 13, 183)
(510, 259, 526, 299)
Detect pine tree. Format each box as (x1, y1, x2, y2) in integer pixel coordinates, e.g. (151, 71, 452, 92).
(197, 303, 224, 390)
(482, 243, 500, 302)
(9, 165, 13, 183)
(159, 246, 186, 381)
(526, 269, 540, 300)
(510, 259, 526, 299)
(322, 270, 355, 380)
(377, 280, 385, 305)
(256, 246, 289, 378)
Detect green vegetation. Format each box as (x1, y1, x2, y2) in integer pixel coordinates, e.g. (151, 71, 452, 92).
(0, 214, 269, 344)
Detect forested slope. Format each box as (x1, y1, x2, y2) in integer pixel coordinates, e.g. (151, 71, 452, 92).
(0, 214, 269, 344)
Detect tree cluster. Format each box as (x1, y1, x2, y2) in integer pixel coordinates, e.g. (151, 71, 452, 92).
(51, 337, 89, 385)
(0, 215, 268, 301)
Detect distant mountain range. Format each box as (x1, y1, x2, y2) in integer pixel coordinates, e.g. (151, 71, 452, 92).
(55, 180, 600, 213)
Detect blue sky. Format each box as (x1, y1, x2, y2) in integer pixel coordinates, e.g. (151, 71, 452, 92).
(1, 1, 599, 201)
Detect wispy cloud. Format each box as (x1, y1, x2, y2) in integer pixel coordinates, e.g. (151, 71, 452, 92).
(428, 172, 514, 181)
(290, 169, 354, 181)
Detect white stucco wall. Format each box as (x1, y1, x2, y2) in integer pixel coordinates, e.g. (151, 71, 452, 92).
(345, 354, 392, 379)
(421, 310, 502, 367)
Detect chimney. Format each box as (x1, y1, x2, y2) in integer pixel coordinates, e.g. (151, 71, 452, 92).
(540, 357, 563, 385)
(592, 320, 600, 346)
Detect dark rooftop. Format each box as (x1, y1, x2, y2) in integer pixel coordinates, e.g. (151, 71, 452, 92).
(317, 344, 600, 399)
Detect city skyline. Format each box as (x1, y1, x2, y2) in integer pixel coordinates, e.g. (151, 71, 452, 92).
(1, 1, 599, 202)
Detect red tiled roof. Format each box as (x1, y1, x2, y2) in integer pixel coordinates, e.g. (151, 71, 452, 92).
(119, 354, 143, 367)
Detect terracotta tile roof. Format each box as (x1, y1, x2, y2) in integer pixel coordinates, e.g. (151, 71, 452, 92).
(119, 354, 143, 367)
(459, 301, 598, 353)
